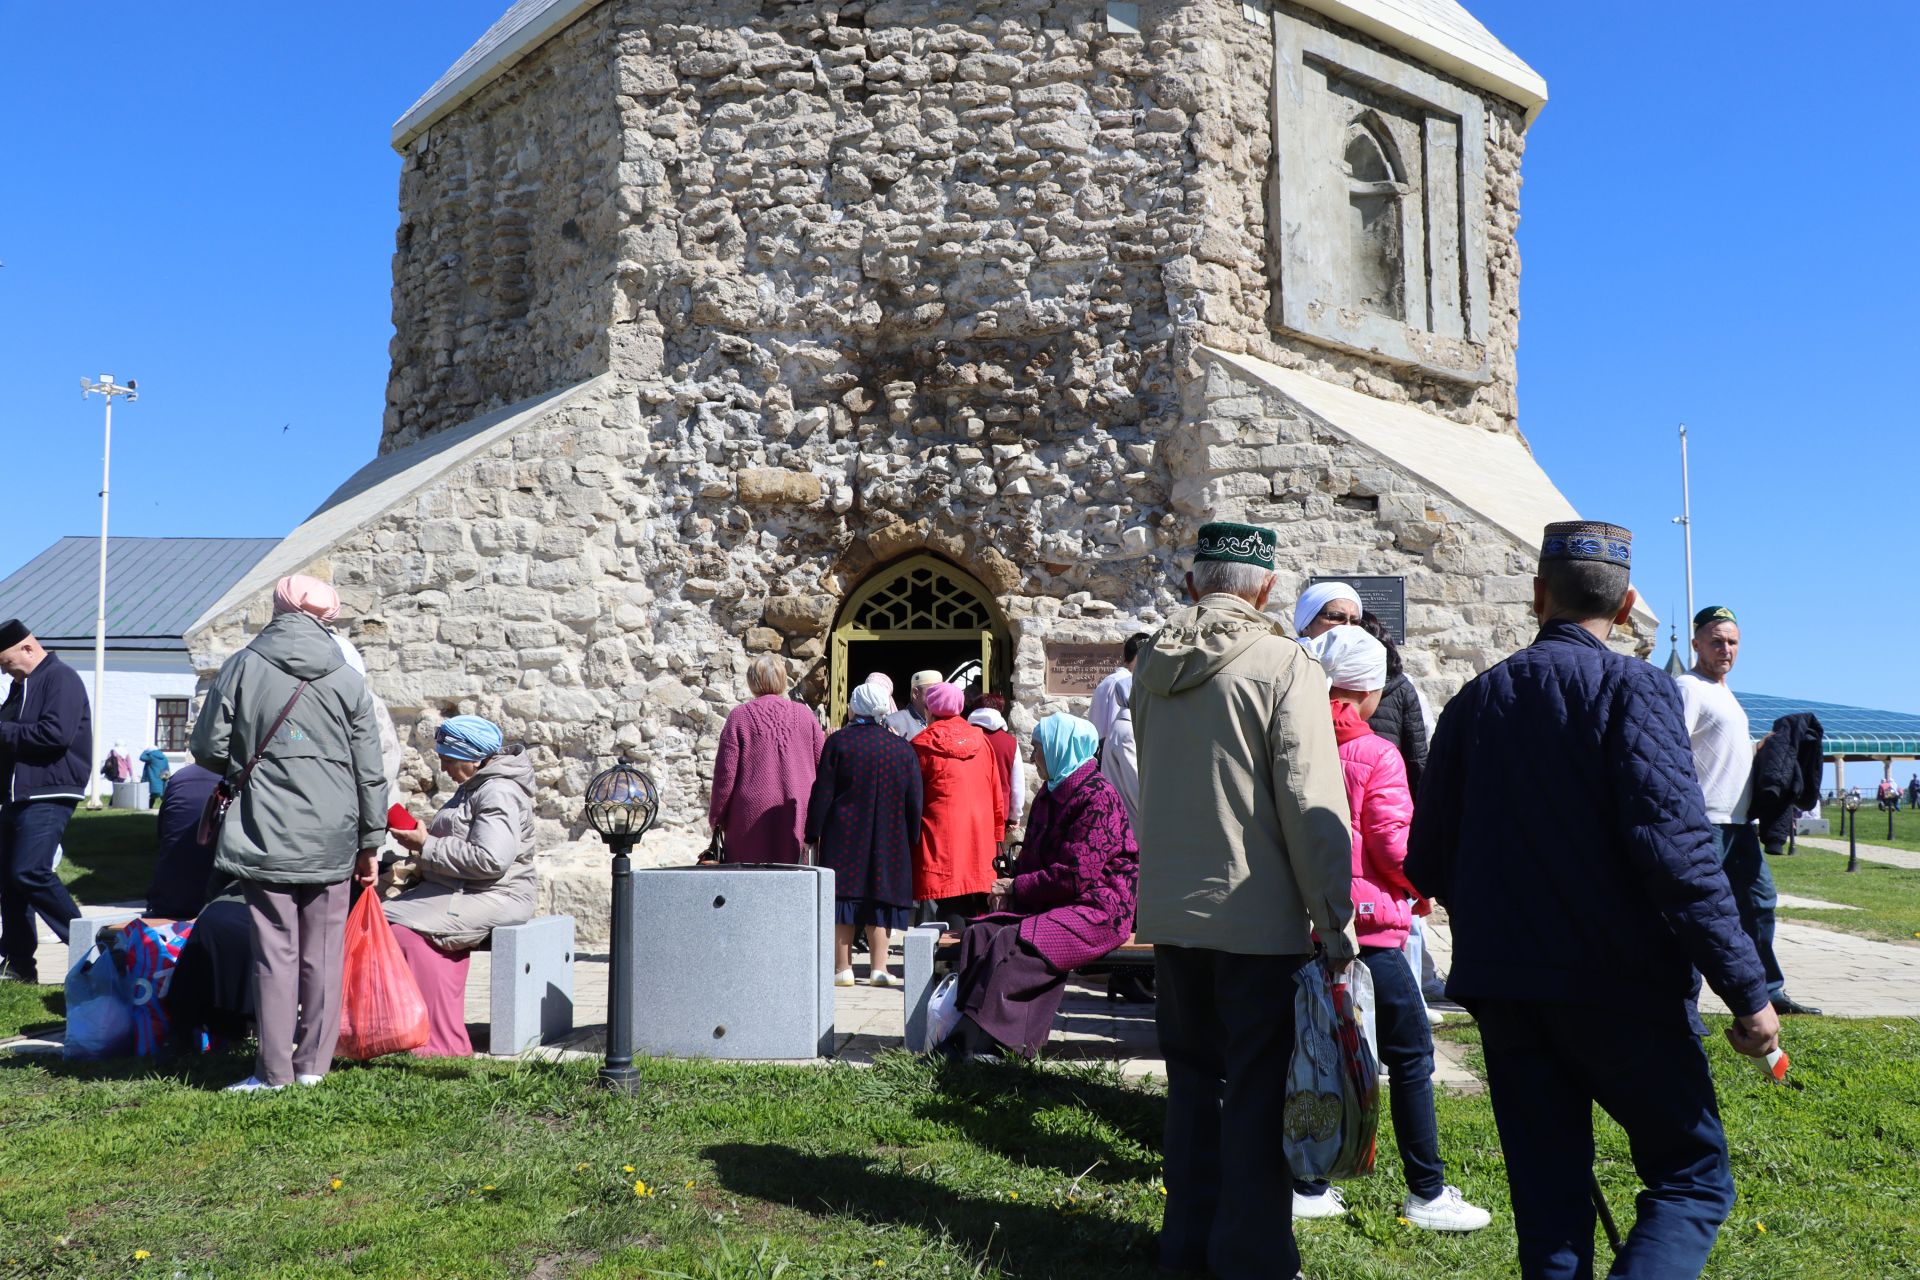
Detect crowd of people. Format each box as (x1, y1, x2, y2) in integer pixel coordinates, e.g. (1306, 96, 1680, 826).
(0, 512, 1834, 1279)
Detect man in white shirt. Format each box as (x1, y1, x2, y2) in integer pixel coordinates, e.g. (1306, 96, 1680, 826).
(1088, 633, 1151, 743)
(1674, 606, 1819, 1016)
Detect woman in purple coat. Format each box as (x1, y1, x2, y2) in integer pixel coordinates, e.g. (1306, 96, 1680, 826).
(927, 711, 1138, 1060)
(708, 656, 825, 864)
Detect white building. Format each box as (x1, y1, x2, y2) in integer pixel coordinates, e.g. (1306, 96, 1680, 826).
(0, 538, 276, 801)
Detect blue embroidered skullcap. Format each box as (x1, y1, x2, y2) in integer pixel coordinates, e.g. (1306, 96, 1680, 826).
(435, 715, 503, 761)
(1539, 521, 1632, 569)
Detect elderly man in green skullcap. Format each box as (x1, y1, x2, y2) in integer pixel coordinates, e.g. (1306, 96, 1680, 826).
(1130, 521, 1358, 1279)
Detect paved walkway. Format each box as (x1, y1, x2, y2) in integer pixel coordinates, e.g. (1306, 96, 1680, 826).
(19, 902, 1920, 1066)
(1795, 835, 1920, 870)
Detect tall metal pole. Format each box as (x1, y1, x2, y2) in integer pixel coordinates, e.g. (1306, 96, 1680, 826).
(600, 838, 639, 1092)
(80, 376, 137, 808)
(1675, 423, 1696, 627)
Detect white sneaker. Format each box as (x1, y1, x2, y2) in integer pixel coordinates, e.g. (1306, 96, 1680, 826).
(1292, 1186, 1347, 1219)
(924, 973, 962, 1047)
(224, 1076, 285, 1093)
(1426, 1006, 1446, 1028)
(296, 1074, 325, 1087)
(834, 968, 856, 988)
(1403, 1185, 1492, 1232)
(868, 970, 899, 988)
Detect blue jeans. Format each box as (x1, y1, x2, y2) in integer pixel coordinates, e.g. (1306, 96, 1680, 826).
(1715, 823, 1784, 1000)
(0, 800, 82, 979)
(1475, 999, 1734, 1279)
(1297, 944, 1446, 1201)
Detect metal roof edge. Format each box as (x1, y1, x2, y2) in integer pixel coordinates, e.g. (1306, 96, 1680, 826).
(391, 0, 606, 151)
(1293, 0, 1548, 124)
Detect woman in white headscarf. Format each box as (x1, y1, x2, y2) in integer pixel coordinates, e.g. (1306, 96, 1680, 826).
(1292, 581, 1363, 639)
(805, 682, 924, 986)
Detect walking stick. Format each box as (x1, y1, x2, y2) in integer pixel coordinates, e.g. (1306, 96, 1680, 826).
(1590, 1169, 1623, 1255)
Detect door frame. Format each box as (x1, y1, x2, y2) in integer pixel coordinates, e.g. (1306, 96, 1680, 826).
(828, 552, 1012, 726)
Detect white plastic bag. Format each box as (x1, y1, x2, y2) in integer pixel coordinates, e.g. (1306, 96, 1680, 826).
(1283, 961, 1381, 1181)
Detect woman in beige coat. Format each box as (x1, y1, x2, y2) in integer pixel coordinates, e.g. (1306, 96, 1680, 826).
(385, 715, 536, 1056)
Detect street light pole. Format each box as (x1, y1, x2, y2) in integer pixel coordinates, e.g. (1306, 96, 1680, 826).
(1672, 423, 1695, 627)
(80, 375, 137, 809)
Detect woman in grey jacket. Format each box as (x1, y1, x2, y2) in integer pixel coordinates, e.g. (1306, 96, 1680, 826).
(189, 576, 388, 1092)
(385, 715, 536, 1056)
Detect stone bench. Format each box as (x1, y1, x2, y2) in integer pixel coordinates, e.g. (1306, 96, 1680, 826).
(66, 908, 576, 1058)
(902, 923, 1152, 1053)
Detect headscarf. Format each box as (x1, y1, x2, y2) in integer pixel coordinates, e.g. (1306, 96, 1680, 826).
(862, 672, 897, 714)
(848, 682, 891, 722)
(1089, 668, 1132, 740)
(923, 682, 965, 719)
(1303, 626, 1388, 693)
(434, 715, 503, 762)
(1033, 712, 1099, 789)
(1291, 581, 1360, 637)
(333, 634, 367, 676)
(272, 574, 341, 623)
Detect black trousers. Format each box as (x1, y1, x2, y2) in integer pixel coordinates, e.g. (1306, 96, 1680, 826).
(0, 800, 81, 977)
(1155, 945, 1309, 1280)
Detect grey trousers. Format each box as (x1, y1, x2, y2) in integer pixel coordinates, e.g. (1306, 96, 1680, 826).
(244, 880, 349, 1085)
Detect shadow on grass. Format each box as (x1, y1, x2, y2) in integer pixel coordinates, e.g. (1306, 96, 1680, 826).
(57, 808, 157, 906)
(909, 1058, 1164, 1185)
(702, 1141, 1164, 1280)
(0, 984, 66, 1038)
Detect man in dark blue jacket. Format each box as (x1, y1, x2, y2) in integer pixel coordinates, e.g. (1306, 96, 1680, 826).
(0, 619, 91, 983)
(1407, 523, 1779, 1280)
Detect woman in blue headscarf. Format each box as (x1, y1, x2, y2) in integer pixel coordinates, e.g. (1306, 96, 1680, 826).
(925, 711, 1139, 1060)
(383, 714, 537, 1056)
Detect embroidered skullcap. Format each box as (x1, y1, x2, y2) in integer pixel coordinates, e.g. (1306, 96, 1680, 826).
(272, 575, 341, 623)
(923, 682, 965, 719)
(434, 715, 503, 762)
(848, 682, 891, 721)
(1194, 521, 1278, 568)
(0, 619, 28, 651)
(1539, 521, 1632, 569)
(1292, 581, 1361, 637)
(1303, 626, 1388, 693)
(1692, 605, 1737, 631)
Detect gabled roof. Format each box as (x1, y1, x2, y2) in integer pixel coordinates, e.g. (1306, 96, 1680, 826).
(1734, 691, 1920, 760)
(0, 538, 279, 651)
(187, 376, 612, 641)
(390, 0, 1546, 150)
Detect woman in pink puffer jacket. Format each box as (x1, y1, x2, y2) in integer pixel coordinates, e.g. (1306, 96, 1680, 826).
(1291, 627, 1492, 1234)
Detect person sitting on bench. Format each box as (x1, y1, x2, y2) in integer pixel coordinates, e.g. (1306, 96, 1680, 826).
(385, 716, 536, 1057)
(926, 712, 1137, 1059)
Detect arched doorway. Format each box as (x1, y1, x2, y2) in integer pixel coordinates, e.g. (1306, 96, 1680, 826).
(828, 553, 1012, 726)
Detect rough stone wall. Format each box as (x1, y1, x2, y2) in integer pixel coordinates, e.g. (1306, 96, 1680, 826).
(1181, 0, 1529, 434)
(383, 6, 623, 451)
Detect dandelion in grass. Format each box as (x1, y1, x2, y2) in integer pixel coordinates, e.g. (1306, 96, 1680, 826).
(685, 1179, 696, 1189)
(133, 1251, 151, 1261)
(1398, 1217, 1412, 1226)
(634, 1180, 655, 1198)
(1008, 1191, 1018, 1200)
(1756, 1222, 1768, 1234)
(623, 1164, 635, 1173)
(576, 1163, 589, 1172)
(330, 1178, 343, 1191)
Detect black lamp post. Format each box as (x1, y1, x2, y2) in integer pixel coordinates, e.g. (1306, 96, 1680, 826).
(584, 760, 659, 1093)
(1844, 791, 1861, 874)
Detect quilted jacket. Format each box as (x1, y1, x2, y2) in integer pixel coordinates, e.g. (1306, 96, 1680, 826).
(1367, 673, 1429, 796)
(1331, 701, 1419, 949)
(1750, 713, 1824, 854)
(1406, 620, 1769, 1024)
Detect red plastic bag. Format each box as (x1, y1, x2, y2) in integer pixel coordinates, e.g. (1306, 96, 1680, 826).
(336, 889, 430, 1059)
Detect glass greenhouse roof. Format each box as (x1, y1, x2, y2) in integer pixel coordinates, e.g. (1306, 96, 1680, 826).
(1734, 691, 1920, 758)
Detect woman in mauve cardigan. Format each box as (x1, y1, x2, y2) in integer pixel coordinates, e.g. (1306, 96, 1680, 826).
(709, 656, 824, 864)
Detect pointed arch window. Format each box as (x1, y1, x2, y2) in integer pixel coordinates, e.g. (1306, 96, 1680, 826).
(1343, 120, 1408, 322)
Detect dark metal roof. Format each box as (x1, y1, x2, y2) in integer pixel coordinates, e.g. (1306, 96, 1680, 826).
(0, 537, 279, 651)
(1735, 690, 1920, 759)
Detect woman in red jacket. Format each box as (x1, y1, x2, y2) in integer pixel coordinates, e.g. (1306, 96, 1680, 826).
(911, 682, 1006, 926)
(1293, 626, 1491, 1235)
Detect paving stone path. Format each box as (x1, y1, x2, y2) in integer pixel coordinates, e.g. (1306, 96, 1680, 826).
(1794, 835, 1920, 870)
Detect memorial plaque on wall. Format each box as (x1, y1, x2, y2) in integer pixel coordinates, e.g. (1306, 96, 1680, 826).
(1309, 576, 1407, 644)
(1044, 643, 1125, 696)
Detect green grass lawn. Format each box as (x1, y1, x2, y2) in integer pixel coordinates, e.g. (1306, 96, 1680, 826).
(1770, 846, 1920, 944)
(0, 1020, 1914, 1279)
(0, 982, 63, 1041)
(56, 807, 157, 906)
(1819, 801, 1920, 854)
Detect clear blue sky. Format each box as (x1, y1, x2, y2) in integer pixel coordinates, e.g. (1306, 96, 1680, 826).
(2, 2, 1915, 714)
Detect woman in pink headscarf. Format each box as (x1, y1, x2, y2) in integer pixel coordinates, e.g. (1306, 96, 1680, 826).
(911, 682, 1006, 927)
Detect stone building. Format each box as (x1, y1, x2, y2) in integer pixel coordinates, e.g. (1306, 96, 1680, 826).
(189, 0, 1655, 912)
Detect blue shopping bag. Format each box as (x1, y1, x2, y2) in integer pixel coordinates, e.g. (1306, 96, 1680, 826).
(64, 943, 134, 1060)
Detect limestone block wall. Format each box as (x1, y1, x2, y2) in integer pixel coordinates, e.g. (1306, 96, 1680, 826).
(384, 5, 624, 451)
